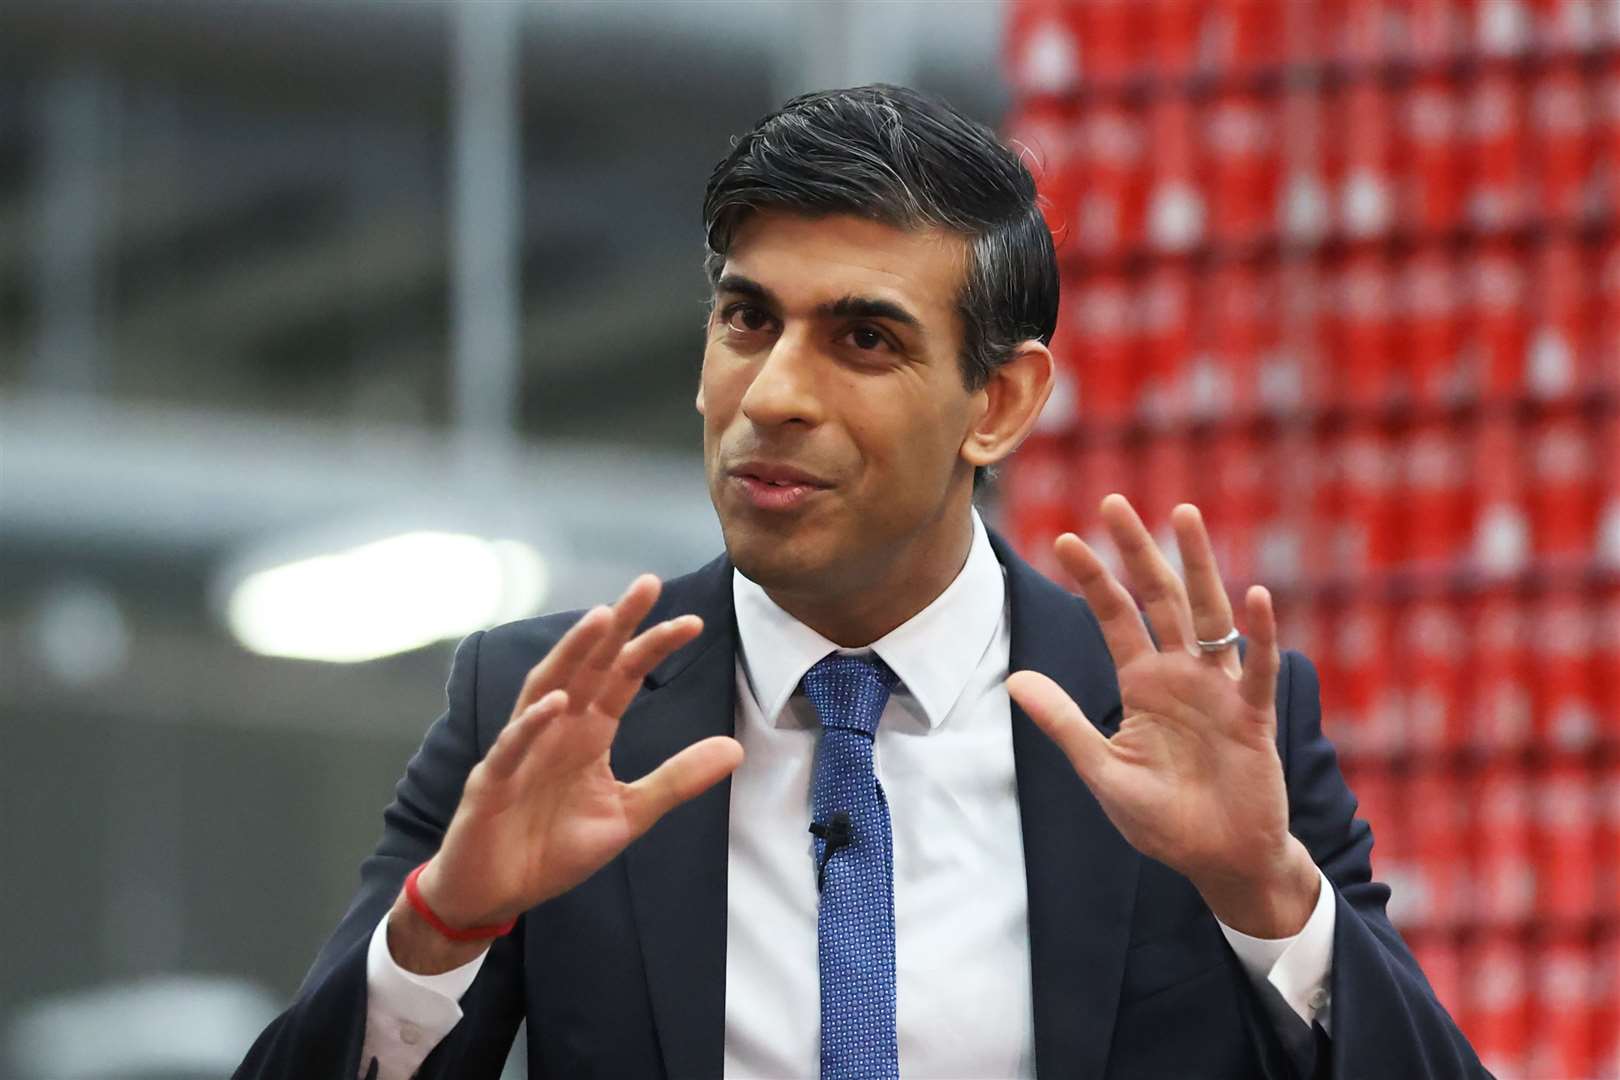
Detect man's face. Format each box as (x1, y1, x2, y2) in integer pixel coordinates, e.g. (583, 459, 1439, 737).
(697, 210, 980, 597)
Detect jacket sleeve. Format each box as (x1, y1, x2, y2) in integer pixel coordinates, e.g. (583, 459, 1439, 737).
(1280, 648, 1489, 1078)
(233, 630, 527, 1080)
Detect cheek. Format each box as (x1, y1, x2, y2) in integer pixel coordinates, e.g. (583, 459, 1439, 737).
(849, 391, 957, 493)
(697, 352, 734, 425)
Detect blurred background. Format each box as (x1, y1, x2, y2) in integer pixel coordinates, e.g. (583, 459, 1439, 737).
(0, 1, 1010, 1076)
(0, 0, 1616, 1077)
(1001, 3, 1620, 1077)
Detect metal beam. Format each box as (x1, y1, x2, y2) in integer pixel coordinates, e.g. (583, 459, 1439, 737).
(450, 0, 522, 460)
(0, 391, 720, 576)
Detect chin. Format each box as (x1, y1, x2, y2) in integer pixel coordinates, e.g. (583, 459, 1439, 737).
(722, 524, 830, 589)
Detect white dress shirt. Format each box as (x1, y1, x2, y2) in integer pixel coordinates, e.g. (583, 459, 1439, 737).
(360, 508, 1336, 1078)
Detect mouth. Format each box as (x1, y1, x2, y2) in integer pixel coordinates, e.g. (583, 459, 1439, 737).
(727, 465, 831, 512)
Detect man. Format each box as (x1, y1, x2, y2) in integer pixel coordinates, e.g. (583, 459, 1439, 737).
(236, 85, 1484, 1078)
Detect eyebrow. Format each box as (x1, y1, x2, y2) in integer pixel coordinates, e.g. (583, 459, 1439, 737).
(715, 273, 925, 334)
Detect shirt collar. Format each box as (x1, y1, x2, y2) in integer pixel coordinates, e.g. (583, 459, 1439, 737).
(731, 507, 1006, 731)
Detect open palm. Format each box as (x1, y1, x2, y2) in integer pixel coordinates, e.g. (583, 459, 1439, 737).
(420, 576, 743, 931)
(1007, 494, 1303, 907)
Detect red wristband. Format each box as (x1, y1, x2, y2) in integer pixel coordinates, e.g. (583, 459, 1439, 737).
(403, 863, 517, 942)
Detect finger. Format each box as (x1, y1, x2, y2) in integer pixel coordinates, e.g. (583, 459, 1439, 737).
(514, 605, 615, 715)
(1099, 493, 1195, 653)
(1006, 670, 1111, 788)
(1238, 585, 1281, 714)
(1052, 532, 1155, 668)
(621, 735, 745, 836)
(483, 689, 569, 780)
(1170, 503, 1242, 678)
(568, 574, 663, 708)
(592, 614, 705, 719)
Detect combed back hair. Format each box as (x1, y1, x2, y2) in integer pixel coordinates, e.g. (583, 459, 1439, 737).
(701, 84, 1060, 491)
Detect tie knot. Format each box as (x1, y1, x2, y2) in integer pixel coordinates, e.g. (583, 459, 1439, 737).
(801, 652, 898, 738)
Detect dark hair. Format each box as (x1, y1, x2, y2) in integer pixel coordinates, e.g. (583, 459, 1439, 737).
(702, 84, 1060, 491)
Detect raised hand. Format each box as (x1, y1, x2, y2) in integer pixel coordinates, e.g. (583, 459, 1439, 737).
(1006, 494, 1320, 939)
(399, 575, 744, 965)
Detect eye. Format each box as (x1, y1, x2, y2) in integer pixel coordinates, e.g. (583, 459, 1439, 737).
(720, 303, 775, 335)
(841, 324, 892, 352)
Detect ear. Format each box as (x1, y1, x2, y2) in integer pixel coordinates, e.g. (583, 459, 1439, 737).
(959, 341, 1055, 471)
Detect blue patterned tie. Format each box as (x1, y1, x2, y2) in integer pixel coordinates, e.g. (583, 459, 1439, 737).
(803, 651, 901, 1080)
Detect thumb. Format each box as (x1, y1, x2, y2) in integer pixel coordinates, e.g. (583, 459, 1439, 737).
(1007, 670, 1110, 785)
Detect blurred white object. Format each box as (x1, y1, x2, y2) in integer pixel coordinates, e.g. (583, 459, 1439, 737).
(4, 974, 279, 1080)
(1147, 181, 1205, 252)
(226, 531, 548, 663)
(1017, 20, 1080, 96)
(30, 579, 130, 687)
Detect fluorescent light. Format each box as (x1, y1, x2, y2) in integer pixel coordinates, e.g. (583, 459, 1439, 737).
(226, 531, 548, 663)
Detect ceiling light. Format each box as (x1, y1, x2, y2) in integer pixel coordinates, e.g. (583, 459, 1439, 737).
(226, 531, 547, 663)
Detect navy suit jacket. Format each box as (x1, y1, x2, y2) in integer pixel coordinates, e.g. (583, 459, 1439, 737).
(236, 528, 1487, 1078)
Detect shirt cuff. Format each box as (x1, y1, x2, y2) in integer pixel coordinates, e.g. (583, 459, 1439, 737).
(359, 913, 489, 1079)
(1216, 865, 1336, 1034)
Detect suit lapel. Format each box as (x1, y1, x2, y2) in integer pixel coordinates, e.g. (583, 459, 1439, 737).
(991, 528, 1140, 1080)
(614, 553, 738, 1080)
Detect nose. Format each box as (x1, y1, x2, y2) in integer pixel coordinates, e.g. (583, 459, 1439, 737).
(739, 327, 823, 428)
